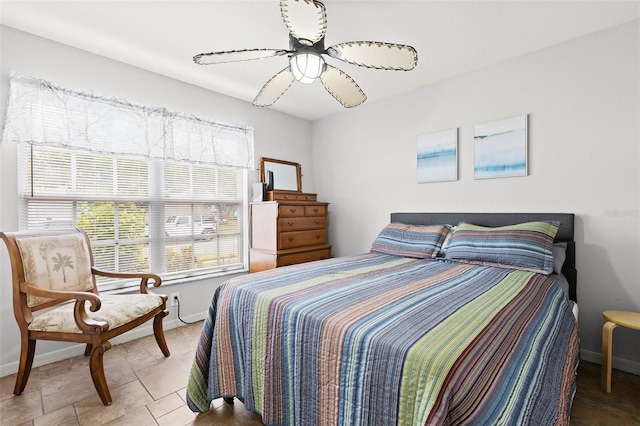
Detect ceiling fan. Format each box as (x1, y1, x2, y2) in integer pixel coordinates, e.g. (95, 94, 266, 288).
(193, 0, 418, 108)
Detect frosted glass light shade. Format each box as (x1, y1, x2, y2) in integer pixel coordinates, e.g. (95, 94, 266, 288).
(289, 53, 325, 84)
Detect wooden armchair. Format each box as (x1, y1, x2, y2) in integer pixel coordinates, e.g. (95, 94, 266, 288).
(0, 228, 170, 406)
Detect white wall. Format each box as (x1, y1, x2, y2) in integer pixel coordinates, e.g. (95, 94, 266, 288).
(0, 26, 314, 374)
(2, 20, 639, 377)
(313, 21, 640, 372)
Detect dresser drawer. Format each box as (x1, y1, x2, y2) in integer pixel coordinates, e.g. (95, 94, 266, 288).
(279, 229, 327, 249)
(279, 216, 326, 231)
(278, 205, 305, 217)
(277, 248, 331, 267)
(268, 191, 317, 202)
(296, 193, 317, 202)
(305, 205, 326, 216)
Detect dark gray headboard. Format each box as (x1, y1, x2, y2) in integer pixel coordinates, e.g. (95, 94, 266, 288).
(390, 213, 576, 302)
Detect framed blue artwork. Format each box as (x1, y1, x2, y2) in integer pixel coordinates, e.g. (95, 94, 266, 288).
(417, 128, 458, 183)
(474, 115, 528, 179)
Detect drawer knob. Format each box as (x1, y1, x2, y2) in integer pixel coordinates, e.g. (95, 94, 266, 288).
(289, 208, 297, 214)
(315, 234, 321, 239)
(315, 220, 320, 225)
(288, 237, 295, 242)
(287, 221, 294, 226)
(313, 208, 319, 213)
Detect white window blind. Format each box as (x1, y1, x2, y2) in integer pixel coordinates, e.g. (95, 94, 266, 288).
(2, 73, 254, 289)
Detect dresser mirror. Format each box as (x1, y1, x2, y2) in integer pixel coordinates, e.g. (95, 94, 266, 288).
(259, 157, 302, 192)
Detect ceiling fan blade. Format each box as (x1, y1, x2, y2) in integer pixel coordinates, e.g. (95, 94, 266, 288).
(320, 65, 366, 108)
(280, 0, 327, 44)
(194, 48, 288, 65)
(253, 68, 296, 107)
(327, 41, 418, 71)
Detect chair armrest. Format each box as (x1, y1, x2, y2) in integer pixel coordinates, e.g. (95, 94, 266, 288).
(91, 268, 162, 294)
(19, 282, 108, 333)
(20, 282, 101, 309)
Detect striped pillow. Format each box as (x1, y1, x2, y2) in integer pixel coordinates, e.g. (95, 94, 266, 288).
(371, 223, 451, 259)
(443, 221, 560, 274)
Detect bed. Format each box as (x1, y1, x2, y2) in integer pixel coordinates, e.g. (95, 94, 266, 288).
(186, 212, 579, 425)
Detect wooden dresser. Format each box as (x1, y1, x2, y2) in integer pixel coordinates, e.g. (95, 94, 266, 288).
(250, 191, 331, 273)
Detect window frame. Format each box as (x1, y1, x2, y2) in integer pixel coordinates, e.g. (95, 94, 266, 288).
(18, 145, 249, 292)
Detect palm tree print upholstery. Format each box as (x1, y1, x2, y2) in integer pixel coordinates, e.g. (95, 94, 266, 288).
(51, 252, 74, 283)
(15, 233, 93, 307)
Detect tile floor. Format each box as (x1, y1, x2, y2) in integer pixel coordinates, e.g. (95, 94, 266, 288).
(0, 321, 638, 425)
(0, 322, 263, 426)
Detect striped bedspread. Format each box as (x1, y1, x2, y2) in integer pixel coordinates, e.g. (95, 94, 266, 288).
(186, 253, 579, 426)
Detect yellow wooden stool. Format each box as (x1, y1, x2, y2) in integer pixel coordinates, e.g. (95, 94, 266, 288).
(601, 310, 640, 392)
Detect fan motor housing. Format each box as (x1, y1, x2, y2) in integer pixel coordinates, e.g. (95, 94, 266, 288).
(289, 33, 325, 56)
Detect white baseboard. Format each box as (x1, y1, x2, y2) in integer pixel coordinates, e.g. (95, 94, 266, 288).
(0, 311, 207, 378)
(580, 348, 640, 376)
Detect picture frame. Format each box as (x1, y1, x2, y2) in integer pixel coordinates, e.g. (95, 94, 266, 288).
(417, 128, 458, 183)
(474, 115, 528, 179)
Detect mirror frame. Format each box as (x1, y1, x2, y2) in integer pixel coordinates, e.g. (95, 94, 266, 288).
(259, 157, 302, 192)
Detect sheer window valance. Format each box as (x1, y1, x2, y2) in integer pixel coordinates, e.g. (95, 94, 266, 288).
(1, 72, 254, 169)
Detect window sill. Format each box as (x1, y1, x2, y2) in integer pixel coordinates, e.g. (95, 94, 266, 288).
(101, 267, 248, 294)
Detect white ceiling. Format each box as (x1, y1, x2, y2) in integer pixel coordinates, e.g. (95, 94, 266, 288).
(1, 1, 638, 121)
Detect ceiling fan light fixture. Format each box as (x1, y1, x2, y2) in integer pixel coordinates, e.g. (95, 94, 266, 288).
(195, 0, 418, 108)
(289, 52, 325, 84)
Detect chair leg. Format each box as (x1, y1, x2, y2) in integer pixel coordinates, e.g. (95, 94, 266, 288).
(153, 311, 171, 357)
(14, 336, 36, 395)
(601, 320, 618, 392)
(84, 343, 93, 356)
(89, 341, 113, 406)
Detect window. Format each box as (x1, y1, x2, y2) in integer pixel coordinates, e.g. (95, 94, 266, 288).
(3, 73, 254, 290)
